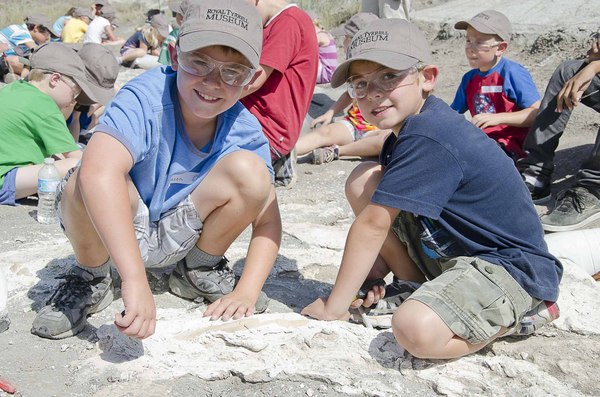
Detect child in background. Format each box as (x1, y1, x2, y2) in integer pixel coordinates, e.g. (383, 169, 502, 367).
(296, 12, 388, 165)
(93, 1, 110, 17)
(451, 10, 540, 161)
(158, 1, 184, 66)
(83, 4, 124, 46)
(302, 19, 561, 359)
(61, 8, 94, 44)
(312, 12, 337, 85)
(117, 13, 169, 69)
(52, 8, 77, 40)
(31, 0, 281, 341)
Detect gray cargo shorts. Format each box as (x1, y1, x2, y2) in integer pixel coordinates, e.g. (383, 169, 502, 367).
(391, 211, 537, 344)
(57, 167, 203, 269)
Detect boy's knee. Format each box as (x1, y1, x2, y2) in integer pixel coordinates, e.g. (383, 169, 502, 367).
(222, 151, 271, 197)
(344, 161, 381, 202)
(391, 304, 445, 358)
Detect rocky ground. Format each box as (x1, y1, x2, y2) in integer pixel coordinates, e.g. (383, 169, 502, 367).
(1, 1, 600, 396)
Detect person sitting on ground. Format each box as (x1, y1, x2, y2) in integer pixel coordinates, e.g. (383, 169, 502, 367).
(93, 1, 110, 17)
(52, 8, 77, 40)
(158, 1, 184, 66)
(296, 12, 389, 165)
(361, 0, 411, 21)
(451, 10, 540, 161)
(0, 42, 107, 206)
(30, 0, 282, 341)
(302, 19, 562, 360)
(0, 14, 58, 79)
(240, 0, 318, 187)
(117, 13, 169, 69)
(61, 7, 94, 44)
(311, 11, 337, 85)
(83, 4, 124, 46)
(517, 33, 600, 231)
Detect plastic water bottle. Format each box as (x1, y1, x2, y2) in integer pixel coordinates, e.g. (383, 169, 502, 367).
(37, 158, 61, 224)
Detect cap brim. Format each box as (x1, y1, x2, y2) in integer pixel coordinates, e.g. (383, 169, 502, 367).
(157, 27, 169, 38)
(454, 19, 497, 36)
(330, 49, 420, 88)
(179, 31, 259, 69)
(70, 75, 101, 106)
(76, 85, 115, 106)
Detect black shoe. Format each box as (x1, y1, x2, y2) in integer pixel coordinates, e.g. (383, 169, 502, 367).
(541, 187, 600, 232)
(169, 257, 236, 303)
(31, 267, 113, 339)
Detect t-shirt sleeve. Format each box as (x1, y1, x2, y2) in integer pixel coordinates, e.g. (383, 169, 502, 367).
(259, 15, 301, 73)
(372, 134, 463, 219)
(450, 73, 469, 113)
(504, 63, 540, 108)
(96, 86, 152, 163)
(37, 111, 79, 156)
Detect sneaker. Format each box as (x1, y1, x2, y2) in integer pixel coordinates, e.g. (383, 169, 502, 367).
(350, 279, 421, 329)
(522, 173, 551, 204)
(169, 257, 236, 303)
(507, 301, 560, 336)
(31, 266, 114, 339)
(312, 145, 339, 165)
(274, 148, 297, 188)
(541, 186, 600, 232)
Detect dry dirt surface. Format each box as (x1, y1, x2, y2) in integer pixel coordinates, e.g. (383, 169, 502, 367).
(1, 1, 600, 396)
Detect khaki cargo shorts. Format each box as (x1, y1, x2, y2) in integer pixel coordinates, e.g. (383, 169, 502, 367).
(392, 211, 538, 344)
(57, 167, 203, 269)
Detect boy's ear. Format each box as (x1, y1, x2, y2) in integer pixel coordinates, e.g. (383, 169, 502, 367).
(496, 41, 508, 56)
(420, 65, 438, 93)
(169, 44, 179, 71)
(48, 72, 62, 88)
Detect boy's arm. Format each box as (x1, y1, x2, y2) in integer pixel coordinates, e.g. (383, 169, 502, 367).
(79, 132, 156, 338)
(311, 91, 353, 128)
(470, 100, 541, 129)
(203, 184, 282, 320)
(302, 202, 399, 320)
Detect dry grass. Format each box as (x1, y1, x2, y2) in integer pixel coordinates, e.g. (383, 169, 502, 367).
(1, 0, 358, 31)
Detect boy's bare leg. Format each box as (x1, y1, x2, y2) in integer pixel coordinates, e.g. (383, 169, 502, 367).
(295, 122, 354, 156)
(15, 157, 81, 199)
(392, 300, 497, 359)
(338, 130, 391, 158)
(345, 161, 425, 283)
(60, 168, 139, 267)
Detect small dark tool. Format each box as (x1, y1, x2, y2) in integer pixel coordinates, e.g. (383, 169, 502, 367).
(355, 278, 386, 300)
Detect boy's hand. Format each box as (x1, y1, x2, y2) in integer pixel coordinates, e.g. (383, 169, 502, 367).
(301, 298, 351, 321)
(556, 64, 597, 112)
(310, 110, 334, 129)
(114, 278, 156, 339)
(203, 291, 256, 321)
(349, 283, 386, 309)
(471, 112, 499, 129)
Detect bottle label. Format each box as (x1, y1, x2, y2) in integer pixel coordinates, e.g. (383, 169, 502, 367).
(38, 178, 60, 194)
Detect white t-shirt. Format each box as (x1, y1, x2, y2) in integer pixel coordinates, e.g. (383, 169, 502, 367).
(83, 16, 110, 44)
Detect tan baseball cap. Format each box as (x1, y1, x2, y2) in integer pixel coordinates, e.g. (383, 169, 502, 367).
(169, 1, 184, 15)
(330, 19, 433, 88)
(454, 10, 512, 42)
(178, 0, 263, 69)
(74, 7, 95, 20)
(24, 14, 59, 38)
(150, 13, 170, 37)
(30, 42, 101, 105)
(75, 43, 119, 105)
(331, 12, 379, 38)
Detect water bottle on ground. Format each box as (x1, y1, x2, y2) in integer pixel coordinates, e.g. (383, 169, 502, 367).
(37, 158, 61, 224)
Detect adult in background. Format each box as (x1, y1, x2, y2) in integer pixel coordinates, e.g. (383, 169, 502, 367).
(361, 0, 411, 21)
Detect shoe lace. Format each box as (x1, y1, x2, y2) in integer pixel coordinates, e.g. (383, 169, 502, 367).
(207, 260, 235, 283)
(556, 189, 585, 213)
(47, 274, 93, 308)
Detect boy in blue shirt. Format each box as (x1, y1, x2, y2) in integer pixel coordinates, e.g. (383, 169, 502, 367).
(302, 19, 562, 359)
(32, 0, 282, 340)
(451, 10, 540, 161)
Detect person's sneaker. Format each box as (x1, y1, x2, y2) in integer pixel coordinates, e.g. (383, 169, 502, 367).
(169, 257, 236, 303)
(541, 186, 600, 232)
(274, 148, 297, 188)
(312, 145, 339, 165)
(31, 266, 114, 339)
(522, 173, 551, 204)
(506, 301, 560, 336)
(350, 279, 421, 329)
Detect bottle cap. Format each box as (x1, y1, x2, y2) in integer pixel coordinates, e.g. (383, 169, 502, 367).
(44, 158, 55, 165)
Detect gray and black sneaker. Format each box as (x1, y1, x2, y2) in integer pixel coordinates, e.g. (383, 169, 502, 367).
(169, 257, 236, 303)
(31, 266, 114, 339)
(541, 186, 600, 232)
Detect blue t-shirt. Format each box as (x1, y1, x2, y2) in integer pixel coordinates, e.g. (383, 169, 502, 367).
(0, 24, 33, 56)
(97, 66, 273, 222)
(373, 96, 562, 302)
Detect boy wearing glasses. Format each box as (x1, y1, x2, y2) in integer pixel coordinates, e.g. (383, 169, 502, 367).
(451, 10, 540, 161)
(32, 0, 282, 341)
(0, 42, 107, 206)
(302, 19, 562, 359)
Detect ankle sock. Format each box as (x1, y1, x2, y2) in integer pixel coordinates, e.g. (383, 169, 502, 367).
(76, 258, 111, 279)
(185, 246, 222, 269)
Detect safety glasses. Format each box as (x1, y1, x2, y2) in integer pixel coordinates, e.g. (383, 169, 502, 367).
(177, 50, 256, 87)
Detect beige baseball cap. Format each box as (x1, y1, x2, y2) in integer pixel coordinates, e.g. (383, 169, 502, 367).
(330, 19, 433, 88)
(24, 14, 59, 38)
(454, 10, 512, 42)
(74, 7, 95, 20)
(168, 1, 184, 15)
(75, 43, 119, 105)
(150, 13, 170, 37)
(30, 42, 100, 105)
(331, 12, 379, 38)
(178, 0, 263, 69)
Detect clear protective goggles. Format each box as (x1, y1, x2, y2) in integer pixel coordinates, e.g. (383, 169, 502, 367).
(177, 50, 256, 87)
(346, 64, 421, 99)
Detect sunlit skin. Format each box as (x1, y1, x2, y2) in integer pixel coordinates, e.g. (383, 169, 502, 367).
(41, 73, 81, 119)
(349, 60, 438, 134)
(464, 26, 507, 72)
(30, 25, 51, 45)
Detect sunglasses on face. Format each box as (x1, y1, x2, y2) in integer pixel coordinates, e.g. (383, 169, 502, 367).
(177, 50, 256, 87)
(346, 65, 420, 99)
